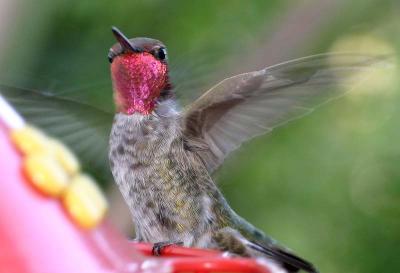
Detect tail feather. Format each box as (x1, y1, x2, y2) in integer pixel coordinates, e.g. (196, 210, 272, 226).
(248, 241, 319, 273)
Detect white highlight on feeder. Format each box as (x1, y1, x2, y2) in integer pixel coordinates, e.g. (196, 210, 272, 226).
(0, 94, 25, 129)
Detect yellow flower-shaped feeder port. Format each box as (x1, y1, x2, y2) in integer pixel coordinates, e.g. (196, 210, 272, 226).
(11, 126, 48, 155)
(63, 174, 108, 229)
(23, 153, 69, 197)
(11, 125, 108, 229)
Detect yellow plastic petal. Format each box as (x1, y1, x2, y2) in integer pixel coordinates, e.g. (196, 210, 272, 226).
(23, 153, 69, 197)
(48, 139, 80, 176)
(11, 126, 48, 155)
(62, 174, 108, 229)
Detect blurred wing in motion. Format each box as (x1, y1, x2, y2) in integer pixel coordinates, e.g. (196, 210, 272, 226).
(183, 53, 389, 173)
(0, 84, 114, 183)
(169, 48, 231, 105)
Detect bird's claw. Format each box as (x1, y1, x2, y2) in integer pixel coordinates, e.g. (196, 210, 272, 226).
(151, 241, 183, 256)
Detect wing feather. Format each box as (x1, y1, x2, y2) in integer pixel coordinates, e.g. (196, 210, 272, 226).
(184, 53, 389, 173)
(0, 84, 114, 184)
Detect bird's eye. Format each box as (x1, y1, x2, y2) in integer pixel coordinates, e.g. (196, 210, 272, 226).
(154, 47, 167, 61)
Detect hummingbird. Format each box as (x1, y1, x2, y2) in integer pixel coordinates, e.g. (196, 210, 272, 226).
(107, 27, 383, 273)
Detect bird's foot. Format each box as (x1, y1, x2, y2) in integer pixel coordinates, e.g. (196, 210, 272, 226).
(151, 241, 183, 256)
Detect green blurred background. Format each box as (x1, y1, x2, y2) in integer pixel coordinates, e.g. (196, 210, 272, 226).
(0, 0, 399, 272)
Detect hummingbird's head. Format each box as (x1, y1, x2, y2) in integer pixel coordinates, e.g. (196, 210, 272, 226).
(108, 27, 170, 115)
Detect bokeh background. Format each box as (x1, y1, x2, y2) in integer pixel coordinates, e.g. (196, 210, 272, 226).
(0, 0, 399, 272)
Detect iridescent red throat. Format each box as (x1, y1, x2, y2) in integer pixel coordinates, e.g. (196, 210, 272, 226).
(111, 52, 169, 115)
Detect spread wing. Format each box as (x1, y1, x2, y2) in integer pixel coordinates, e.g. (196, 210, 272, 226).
(183, 53, 388, 173)
(0, 84, 114, 184)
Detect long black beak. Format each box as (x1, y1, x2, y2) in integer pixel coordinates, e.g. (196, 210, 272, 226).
(111, 26, 136, 52)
